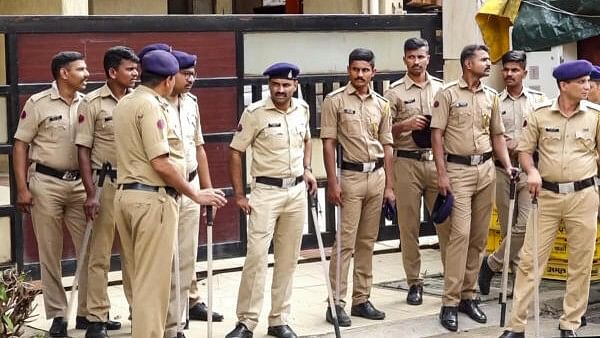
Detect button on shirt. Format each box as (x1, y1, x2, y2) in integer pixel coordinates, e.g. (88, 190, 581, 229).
(384, 73, 443, 150)
(75, 84, 128, 169)
(320, 84, 393, 163)
(431, 78, 504, 155)
(498, 87, 545, 141)
(168, 93, 204, 174)
(516, 99, 600, 182)
(14, 81, 83, 171)
(230, 97, 310, 178)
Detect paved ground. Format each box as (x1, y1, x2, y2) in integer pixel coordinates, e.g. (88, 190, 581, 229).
(21, 239, 600, 338)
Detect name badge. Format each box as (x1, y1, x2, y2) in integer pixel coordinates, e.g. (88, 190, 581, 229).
(343, 109, 356, 114)
(545, 127, 559, 132)
(104, 116, 113, 122)
(403, 98, 416, 104)
(48, 115, 62, 122)
(454, 101, 468, 108)
(268, 122, 281, 128)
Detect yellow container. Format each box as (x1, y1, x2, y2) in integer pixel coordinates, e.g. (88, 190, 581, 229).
(486, 229, 502, 255)
(489, 207, 501, 231)
(543, 259, 600, 281)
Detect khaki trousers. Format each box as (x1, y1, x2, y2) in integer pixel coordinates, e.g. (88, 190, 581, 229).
(442, 160, 495, 305)
(329, 168, 384, 306)
(236, 182, 305, 331)
(393, 156, 447, 285)
(114, 188, 178, 338)
(507, 186, 598, 332)
(165, 176, 201, 338)
(28, 171, 89, 319)
(488, 168, 530, 272)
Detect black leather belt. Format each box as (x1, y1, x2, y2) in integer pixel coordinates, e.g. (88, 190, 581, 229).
(36, 163, 80, 181)
(94, 168, 117, 181)
(396, 149, 433, 161)
(119, 182, 179, 200)
(341, 158, 384, 172)
(447, 152, 492, 166)
(256, 175, 303, 188)
(542, 177, 596, 194)
(188, 170, 197, 182)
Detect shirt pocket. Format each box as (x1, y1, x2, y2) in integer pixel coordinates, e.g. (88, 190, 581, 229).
(42, 115, 67, 141)
(339, 108, 361, 137)
(98, 112, 114, 137)
(448, 105, 471, 128)
(259, 125, 288, 149)
(541, 129, 561, 145)
(575, 130, 595, 152)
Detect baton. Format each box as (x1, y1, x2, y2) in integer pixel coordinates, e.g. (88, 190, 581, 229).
(174, 219, 183, 337)
(335, 145, 343, 306)
(206, 205, 214, 338)
(531, 196, 541, 338)
(500, 169, 518, 327)
(309, 195, 341, 338)
(66, 162, 111, 325)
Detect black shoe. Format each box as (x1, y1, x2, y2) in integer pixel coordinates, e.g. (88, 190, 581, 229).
(350, 300, 385, 320)
(225, 322, 253, 338)
(581, 315, 587, 327)
(406, 284, 423, 305)
(85, 322, 108, 338)
(326, 304, 352, 327)
(498, 330, 524, 338)
(267, 325, 297, 338)
(76, 316, 122, 331)
(188, 302, 224, 322)
(458, 299, 487, 323)
(174, 332, 186, 338)
(560, 328, 577, 337)
(478, 256, 495, 295)
(49, 317, 68, 337)
(439, 306, 458, 332)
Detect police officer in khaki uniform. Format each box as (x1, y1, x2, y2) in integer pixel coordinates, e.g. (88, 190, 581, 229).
(321, 48, 394, 327)
(226, 62, 317, 338)
(500, 60, 599, 338)
(113, 48, 226, 338)
(384, 37, 445, 306)
(75, 46, 139, 338)
(163, 50, 223, 338)
(431, 44, 513, 332)
(478, 51, 546, 295)
(13, 51, 90, 337)
(588, 66, 600, 104)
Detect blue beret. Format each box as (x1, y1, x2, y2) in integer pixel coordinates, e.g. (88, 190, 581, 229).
(432, 192, 453, 224)
(138, 43, 172, 60)
(141, 50, 179, 76)
(172, 50, 197, 69)
(411, 115, 432, 148)
(591, 65, 600, 81)
(263, 62, 300, 79)
(552, 60, 593, 81)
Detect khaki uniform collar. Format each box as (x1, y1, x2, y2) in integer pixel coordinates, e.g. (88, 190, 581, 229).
(49, 81, 83, 103)
(265, 96, 297, 113)
(345, 82, 373, 98)
(458, 77, 484, 92)
(499, 86, 527, 101)
(403, 73, 431, 90)
(100, 83, 132, 101)
(550, 98, 587, 115)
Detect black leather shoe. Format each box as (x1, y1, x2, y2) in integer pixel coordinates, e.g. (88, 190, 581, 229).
(478, 256, 495, 295)
(406, 284, 423, 305)
(560, 328, 577, 337)
(326, 304, 352, 327)
(85, 322, 108, 338)
(267, 325, 297, 338)
(49, 317, 68, 337)
(189, 302, 224, 322)
(350, 300, 385, 320)
(498, 330, 524, 338)
(458, 299, 487, 323)
(439, 306, 458, 332)
(76, 316, 122, 330)
(225, 322, 253, 338)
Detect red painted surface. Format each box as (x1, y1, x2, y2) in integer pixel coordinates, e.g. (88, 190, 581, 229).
(578, 36, 600, 66)
(193, 87, 239, 134)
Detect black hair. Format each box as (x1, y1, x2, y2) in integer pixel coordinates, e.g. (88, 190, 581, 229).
(460, 44, 490, 68)
(501, 50, 527, 70)
(50, 51, 84, 80)
(348, 48, 375, 68)
(103, 46, 140, 77)
(404, 37, 429, 53)
(140, 71, 169, 87)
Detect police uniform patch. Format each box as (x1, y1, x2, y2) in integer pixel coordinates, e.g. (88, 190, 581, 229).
(78, 114, 85, 123)
(434, 101, 439, 108)
(20, 111, 26, 119)
(157, 119, 165, 129)
(236, 123, 243, 132)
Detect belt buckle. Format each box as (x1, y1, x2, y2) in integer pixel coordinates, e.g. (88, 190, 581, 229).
(62, 171, 77, 181)
(362, 162, 375, 173)
(281, 177, 296, 188)
(421, 150, 433, 161)
(470, 154, 482, 166)
(557, 182, 575, 194)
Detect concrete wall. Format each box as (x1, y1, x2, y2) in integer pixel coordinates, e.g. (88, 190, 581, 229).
(89, 0, 167, 14)
(303, 0, 363, 14)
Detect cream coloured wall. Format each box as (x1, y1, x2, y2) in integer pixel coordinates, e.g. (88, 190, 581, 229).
(89, 0, 167, 14)
(303, 0, 363, 14)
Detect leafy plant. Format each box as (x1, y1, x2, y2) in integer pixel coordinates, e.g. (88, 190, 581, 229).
(0, 268, 41, 337)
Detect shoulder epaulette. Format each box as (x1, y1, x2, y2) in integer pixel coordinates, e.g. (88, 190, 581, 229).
(442, 80, 458, 90)
(526, 88, 545, 97)
(430, 75, 443, 83)
(585, 100, 600, 113)
(533, 100, 552, 111)
(483, 85, 498, 96)
(84, 87, 103, 102)
(183, 92, 198, 102)
(29, 88, 52, 102)
(326, 86, 346, 98)
(389, 78, 405, 89)
(371, 91, 389, 104)
(246, 99, 266, 113)
(294, 97, 309, 110)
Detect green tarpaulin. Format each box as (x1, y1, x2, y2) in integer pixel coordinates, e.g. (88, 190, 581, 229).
(512, 0, 600, 51)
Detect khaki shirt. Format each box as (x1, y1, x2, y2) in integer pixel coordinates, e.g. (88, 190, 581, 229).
(320, 83, 393, 163)
(517, 99, 600, 182)
(114, 85, 185, 186)
(230, 97, 310, 178)
(168, 92, 204, 174)
(384, 73, 443, 150)
(75, 84, 130, 169)
(498, 87, 546, 141)
(14, 81, 83, 171)
(431, 77, 504, 155)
